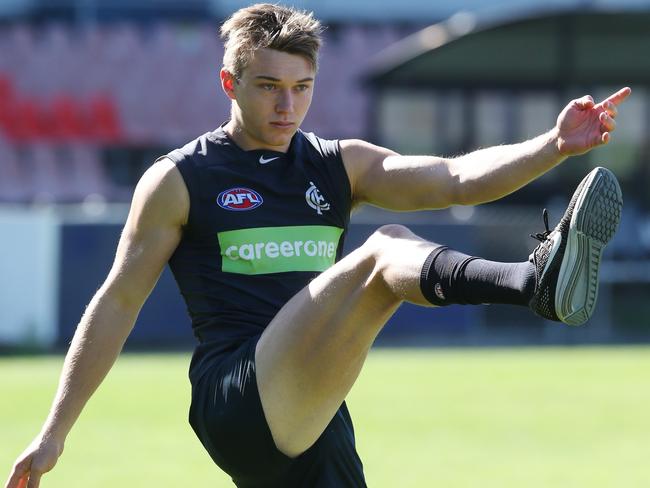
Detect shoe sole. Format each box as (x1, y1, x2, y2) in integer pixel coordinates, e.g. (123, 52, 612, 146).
(555, 167, 623, 326)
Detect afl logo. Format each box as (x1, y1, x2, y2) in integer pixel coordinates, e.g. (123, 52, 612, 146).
(217, 187, 263, 211)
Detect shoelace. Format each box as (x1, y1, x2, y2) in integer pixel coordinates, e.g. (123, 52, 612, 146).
(530, 208, 551, 242)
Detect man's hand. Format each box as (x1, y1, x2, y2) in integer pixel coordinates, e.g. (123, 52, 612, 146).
(556, 86, 632, 156)
(4, 159, 186, 488)
(5, 436, 63, 488)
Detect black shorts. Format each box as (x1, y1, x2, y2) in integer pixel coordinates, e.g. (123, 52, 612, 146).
(188, 335, 367, 487)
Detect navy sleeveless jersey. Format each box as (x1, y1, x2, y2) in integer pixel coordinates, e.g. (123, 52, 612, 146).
(165, 127, 352, 378)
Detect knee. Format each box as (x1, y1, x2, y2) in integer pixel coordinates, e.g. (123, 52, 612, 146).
(361, 224, 435, 299)
(360, 224, 417, 275)
(369, 223, 414, 242)
(364, 224, 415, 255)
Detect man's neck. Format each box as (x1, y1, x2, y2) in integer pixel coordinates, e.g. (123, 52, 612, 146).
(223, 120, 291, 153)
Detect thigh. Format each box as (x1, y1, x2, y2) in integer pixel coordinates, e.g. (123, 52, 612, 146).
(189, 338, 367, 488)
(255, 225, 437, 457)
(285, 402, 367, 488)
(189, 337, 293, 485)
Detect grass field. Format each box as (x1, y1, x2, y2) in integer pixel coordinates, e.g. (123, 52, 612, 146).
(2, 347, 650, 487)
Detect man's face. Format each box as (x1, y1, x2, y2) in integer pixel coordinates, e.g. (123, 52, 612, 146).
(223, 48, 315, 152)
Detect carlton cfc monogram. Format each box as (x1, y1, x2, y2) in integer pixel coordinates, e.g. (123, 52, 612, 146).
(305, 181, 330, 215)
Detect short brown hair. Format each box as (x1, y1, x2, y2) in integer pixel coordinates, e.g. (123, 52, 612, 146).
(220, 3, 323, 79)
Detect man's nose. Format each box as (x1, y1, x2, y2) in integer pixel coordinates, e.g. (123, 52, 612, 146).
(276, 89, 294, 114)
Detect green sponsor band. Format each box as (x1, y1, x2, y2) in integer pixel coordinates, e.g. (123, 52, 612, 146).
(218, 225, 344, 275)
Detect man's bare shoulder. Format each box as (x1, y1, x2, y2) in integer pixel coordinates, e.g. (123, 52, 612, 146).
(339, 139, 397, 164)
(339, 139, 397, 187)
(140, 157, 183, 187)
(131, 157, 189, 228)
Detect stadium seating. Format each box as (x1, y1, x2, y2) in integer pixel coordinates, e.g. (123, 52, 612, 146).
(0, 136, 30, 201)
(0, 22, 400, 202)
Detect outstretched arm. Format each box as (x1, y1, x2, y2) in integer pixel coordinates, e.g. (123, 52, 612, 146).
(5, 159, 188, 488)
(342, 87, 631, 210)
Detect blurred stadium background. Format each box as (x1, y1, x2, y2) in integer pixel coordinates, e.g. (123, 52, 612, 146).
(2, 1, 650, 487)
(1, 0, 649, 351)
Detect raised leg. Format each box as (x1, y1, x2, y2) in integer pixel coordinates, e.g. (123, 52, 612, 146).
(255, 224, 435, 457)
(256, 166, 624, 458)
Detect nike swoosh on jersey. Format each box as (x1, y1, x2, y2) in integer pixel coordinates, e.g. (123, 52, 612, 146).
(259, 155, 280, 165)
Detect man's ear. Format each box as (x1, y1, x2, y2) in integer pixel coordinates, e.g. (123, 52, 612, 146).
(220, 68, 237, 100)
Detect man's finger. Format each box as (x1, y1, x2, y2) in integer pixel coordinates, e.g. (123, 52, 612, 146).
(5, 472, 27, 488)
(599, 111, 616, 132)
(16, 475, 28, 488)
(602, 101, 618, 118)
(603, 86, 632, 107)
(574, 95, 595, 109)
(25, 472, 41, 488)
(5, 460, 29, 488)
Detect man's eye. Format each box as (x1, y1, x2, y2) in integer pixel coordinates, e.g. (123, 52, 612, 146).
(295, 85, 309, 92)
(261, 84, 276, 91)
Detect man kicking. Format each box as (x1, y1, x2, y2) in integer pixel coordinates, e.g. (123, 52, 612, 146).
(6, 4, 630, 487)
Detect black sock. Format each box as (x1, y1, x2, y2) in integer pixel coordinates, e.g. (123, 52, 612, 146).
(419, 246, 536, 307)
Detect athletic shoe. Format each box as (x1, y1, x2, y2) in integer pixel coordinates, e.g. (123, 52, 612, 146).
(528, 167, 623, 326)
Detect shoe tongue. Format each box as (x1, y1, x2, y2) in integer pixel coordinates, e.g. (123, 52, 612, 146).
(541, 231, 563, 274)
